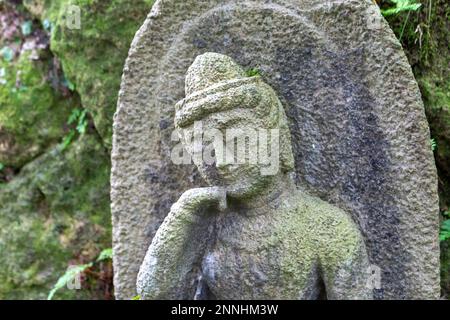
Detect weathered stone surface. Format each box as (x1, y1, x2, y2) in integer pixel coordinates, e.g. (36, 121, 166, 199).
(0, 3, 76, 169)
(0, 134, 111, 299)
(0, 2, 114, 299)
(136, 53, 372, 300)
(0, 52, 75, 169)
(23, 0, 156, 148)
(112, 0, 440, 299)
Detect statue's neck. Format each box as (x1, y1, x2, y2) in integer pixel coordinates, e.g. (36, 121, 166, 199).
(230, 173, 297, 216)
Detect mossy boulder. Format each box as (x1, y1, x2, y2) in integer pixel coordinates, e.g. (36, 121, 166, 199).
(0, 133, 111, 299)
(23, 0, 155, 148)
(0, 0, 155, 299)
(0, 52, 77, 169)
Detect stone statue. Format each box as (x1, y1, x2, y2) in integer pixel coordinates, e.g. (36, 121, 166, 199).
(136, 53, 372, 300)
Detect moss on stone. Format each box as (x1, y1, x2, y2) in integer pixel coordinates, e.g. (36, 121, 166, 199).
(0, 133, 111, 299)
(0, 52, 77, 168)
(0, 0, 156, 299)
(23, 0, 156, 148)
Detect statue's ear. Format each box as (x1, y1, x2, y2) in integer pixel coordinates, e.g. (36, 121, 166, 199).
(176, 127, 184, 143)
(180, 126, 200, 158)
(275, 102, 295, 174)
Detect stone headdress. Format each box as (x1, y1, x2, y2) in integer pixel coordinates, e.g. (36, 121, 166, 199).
(174, 52, 295, 172)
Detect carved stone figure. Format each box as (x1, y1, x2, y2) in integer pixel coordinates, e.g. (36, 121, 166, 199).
(136, 53, 371, 300)
(113, 0, 440, 300)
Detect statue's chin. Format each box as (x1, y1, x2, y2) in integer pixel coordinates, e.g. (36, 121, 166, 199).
(224, 180, 265, 200)
(201, 167, 271, 199)
(225, 187, 248, 199)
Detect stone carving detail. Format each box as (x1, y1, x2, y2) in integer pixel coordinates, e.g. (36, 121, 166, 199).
(112, 0, 440, 300)
(136, 53, 372, 299)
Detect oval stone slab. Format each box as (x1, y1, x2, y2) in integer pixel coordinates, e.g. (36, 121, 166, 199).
(112, 0, 440, 299)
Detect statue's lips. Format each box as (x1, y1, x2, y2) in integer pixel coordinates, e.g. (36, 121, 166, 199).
(175, 76, 262, 128)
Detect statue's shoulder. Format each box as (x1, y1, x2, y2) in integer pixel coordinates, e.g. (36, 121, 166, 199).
(290, 191, 365, 266)
(292, 190, 362, 244)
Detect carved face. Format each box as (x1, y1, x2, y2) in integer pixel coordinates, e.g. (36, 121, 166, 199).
(175, 52, 294, 199)
(180, 108, 278, 199)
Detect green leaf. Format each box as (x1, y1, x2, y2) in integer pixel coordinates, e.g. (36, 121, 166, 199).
(96, 248, 113, 262)
(76, 110, 88, 134)
(47, 263, 92, 300)
(48, 247, 113, 300)
(430, 138, 437, 151)
(21, 21, 33, 36)
(440, 220, 450, 242)
(245, 68, 261, 77)
(60, 130, 76, 151)
(0, 163, 4, 171)
(132, 295, 141, 300)
(381, 0, 422, 17)
(1, 47, 14, 62)
(67, 109, 81, 125)
(62, 78, 75, 91)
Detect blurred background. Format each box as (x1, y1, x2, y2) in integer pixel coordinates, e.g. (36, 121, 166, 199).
(0, 0, 448, 299)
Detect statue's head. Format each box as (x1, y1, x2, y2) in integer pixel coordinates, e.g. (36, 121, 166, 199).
(175, 52, 294, 199)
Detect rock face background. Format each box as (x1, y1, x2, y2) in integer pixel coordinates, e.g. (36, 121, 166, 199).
(0, 0, 154, 299)
(0, 0, 448, 299)
(112, 0, 440, 299)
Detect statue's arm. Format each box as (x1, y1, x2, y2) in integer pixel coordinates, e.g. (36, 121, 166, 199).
(319, 213, 372, 300)
(136, 187, 226, 300)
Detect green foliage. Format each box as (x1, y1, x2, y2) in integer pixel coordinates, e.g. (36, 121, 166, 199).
(441, 220, 450, 242)
(48, 248, 113, 300)
(96, 248, 113, 262)
(0, 0, 151, 299)
(60, 130, 76, 151)
(431, 138, 437, 151)
(26, 0, 157, 147)
(67, 108, 81, 125)
(76, 110, 88, 134)
(132, 295, 141, 300)
(0, 163, 4, 172)
(380, 0, 423, 41)
(60, 108, 88, 151)
(381, 0, 423, 16)
(47, 263, 92, 300)
(62, 77, 75, 91)
(246, 68, 261, 77)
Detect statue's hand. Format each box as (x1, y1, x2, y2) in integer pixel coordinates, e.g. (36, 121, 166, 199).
(137, 187, 225, 299)
(172, 187, 227, 216)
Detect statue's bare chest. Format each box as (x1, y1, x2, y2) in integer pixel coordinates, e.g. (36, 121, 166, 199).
(201, 211, 319, 299)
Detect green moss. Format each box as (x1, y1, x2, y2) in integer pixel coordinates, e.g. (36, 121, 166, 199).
(0, 133, 111, 299)
(0, 0, 157, 299)
(420, 76, 450, 206)
(23, 0, 155, 148)
(0, 52, 78, 168)
(245, 68, 261, 77)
